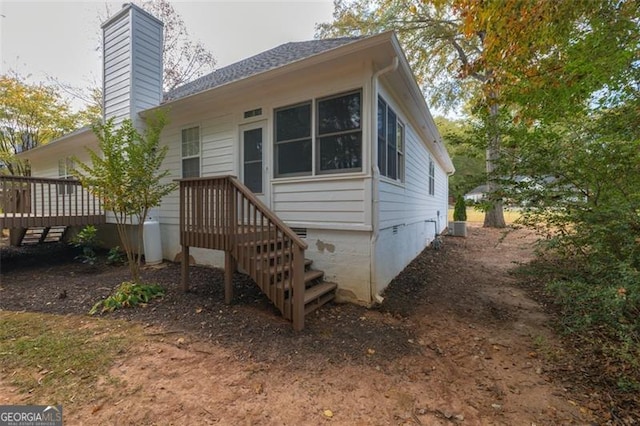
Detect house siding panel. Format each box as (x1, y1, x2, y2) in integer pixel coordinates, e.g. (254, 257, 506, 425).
(272, 178, 367, 228)
(103, 4, 162, 126)
(373, 85, 449, 296)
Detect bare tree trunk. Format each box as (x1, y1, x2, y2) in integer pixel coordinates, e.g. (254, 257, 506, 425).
(484, 100, 506, 228)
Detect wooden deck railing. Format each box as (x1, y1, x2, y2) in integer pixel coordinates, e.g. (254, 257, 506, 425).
(179, 175, 309, 330)
(0, 175, 105, 229)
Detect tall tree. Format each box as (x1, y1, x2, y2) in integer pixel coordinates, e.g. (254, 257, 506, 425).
(317, 0, 633, 227)
(0, 74, 80, 175)
(435, 116, 483, 198)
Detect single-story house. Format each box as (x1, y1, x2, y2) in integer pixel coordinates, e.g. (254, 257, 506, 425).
(12, 3, 454, 328)
(464, 184, 488, 203)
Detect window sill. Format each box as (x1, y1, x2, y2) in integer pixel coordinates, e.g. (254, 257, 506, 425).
(379, 176, 405, 189)
(272, 171, 371, 185)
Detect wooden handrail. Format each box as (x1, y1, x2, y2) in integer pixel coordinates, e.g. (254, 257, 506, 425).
(178, 175, 309, 329)
(227, 176, 308, 250)
(176, 175, 308, 250)
(0, 175, 104, 229)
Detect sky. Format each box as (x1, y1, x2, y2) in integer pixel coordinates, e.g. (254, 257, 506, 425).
(0, 0, 335, 110)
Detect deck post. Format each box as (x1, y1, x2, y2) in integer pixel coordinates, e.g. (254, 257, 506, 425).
(224, 251, 236, 304)
(9, 227, 27, 247)
(180, 245, 190, 292)
(292, 246, 305, 331)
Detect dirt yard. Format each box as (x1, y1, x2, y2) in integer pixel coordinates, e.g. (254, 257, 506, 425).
(0, 225, 600, 424)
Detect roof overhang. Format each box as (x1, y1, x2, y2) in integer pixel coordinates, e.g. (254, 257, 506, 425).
(143, 31, 454, 174)
(17, 127, 98, 161)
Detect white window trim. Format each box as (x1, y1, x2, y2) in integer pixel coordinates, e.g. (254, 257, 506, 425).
(378, 95, 406, 184)
(273, 88, 364, 179)
(181, 125, 201, 178)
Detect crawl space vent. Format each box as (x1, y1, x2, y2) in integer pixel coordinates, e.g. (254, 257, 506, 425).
(291, 227, 308, 238)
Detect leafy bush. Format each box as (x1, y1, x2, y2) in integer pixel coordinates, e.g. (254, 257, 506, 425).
(546, 266, 640, 390)
(106, 246, 126, 265)
(70, 225, 100, 266)
(453, 195, 467, 221)
(90, 282, 164, 315)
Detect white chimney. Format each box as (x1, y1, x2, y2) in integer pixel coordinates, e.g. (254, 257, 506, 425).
(101, 3, 163, 129)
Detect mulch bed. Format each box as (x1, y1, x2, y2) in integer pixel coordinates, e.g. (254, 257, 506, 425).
(1, 241, 422, 367)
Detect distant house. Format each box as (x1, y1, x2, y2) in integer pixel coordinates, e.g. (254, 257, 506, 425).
(10, 3, 454, 328)
(464, 184, 487, 203)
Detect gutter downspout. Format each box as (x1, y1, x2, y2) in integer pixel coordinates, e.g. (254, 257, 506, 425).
(370, 56, 399, 305)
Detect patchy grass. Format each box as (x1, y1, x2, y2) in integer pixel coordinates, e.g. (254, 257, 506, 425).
(448, 207, 521, 224)
(0, 311, 142, 406)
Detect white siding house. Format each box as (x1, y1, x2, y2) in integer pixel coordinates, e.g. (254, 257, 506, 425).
(19, 3, 454, 309)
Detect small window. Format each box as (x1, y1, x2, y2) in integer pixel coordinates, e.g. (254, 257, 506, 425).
(317, 91, 362, 174)
(244, 108, 262, 119)
(58, 157, 75, 195)
(377, 96, 405, 182)
(428, 157, 435, 196)
(181, 126, 200, 178)
(274, 102, 312, 177)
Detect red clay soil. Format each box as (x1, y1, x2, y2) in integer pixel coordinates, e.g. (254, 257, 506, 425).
(0, 225, 617, 424)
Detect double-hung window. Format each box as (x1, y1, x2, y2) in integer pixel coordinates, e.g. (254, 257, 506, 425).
(428, 157, 435, 196)
(58, 157, 75, 195)
(181, 126, 200, 178)
(377, 96, 405, 181)
(274, 90, 362, 177)
(317, 90, 362, 173)
(274, 102, 312, 177)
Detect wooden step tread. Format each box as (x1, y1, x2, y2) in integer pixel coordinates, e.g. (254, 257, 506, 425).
(255, 259, 312, 273)
(304, 281, 337, 304)
(304, 269, 324, 284)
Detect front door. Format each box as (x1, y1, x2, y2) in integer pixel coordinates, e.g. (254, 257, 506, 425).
(240, 121, 269, 206)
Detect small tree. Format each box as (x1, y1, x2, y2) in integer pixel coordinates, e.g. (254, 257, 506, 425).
(73, 111, 176, 283)
(453, 195, 467, 222)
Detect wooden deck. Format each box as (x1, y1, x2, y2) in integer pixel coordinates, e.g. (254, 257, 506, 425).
(0, 176, 105, 230)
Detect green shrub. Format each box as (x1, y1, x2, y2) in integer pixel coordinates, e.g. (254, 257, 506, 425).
(70, 225, 100, 266)
(90, 282, 164, 315)
(546, 264, 640, 390)
(453, 195, 467, 221)
(106, 246, 126, 265)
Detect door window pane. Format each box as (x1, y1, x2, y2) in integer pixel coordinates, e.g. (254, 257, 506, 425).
(243, 127, 263, 193)
(243, 128, 262, 162)
(244, 162, 262, 193)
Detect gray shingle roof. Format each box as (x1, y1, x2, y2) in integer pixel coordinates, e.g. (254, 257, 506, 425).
(163, 37, 362, 102)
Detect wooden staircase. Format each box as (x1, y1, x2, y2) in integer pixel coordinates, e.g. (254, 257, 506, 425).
(178, 176, 337, 330)
(241, 232, 337, 320)
(9, 226, 68, 246)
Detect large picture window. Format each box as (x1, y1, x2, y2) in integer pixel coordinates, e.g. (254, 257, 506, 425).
(377, 96, 405, 182)
(274, 90, 362, 177)
(181, 126, 200, 178)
